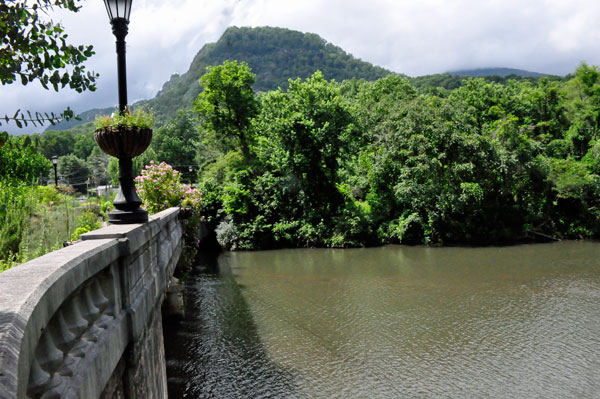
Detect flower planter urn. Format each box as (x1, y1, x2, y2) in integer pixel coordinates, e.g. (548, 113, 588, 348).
(94, 126, 152, 224)
(94, 126, 152, 158)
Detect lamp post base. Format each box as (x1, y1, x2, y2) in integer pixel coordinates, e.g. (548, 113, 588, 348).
(107, 157, 148, 225)
(108, 208, 148, 224)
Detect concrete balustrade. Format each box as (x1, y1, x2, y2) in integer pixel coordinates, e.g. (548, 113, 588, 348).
(0, 207, 183, 399)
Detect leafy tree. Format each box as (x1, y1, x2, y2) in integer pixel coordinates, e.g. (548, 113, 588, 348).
(0, 135, 50, 182)
(194, 60, 258, 158)
(37, 129, 75, 158)
(256, 71, 354, 212)
(107, 157, 119, 187)
(73, 131, 95, 160)
(0, 0, 97, 130)
(206, 71, 361, 249)
(57, 154, 89, 192)
(143, 111, 198, 182)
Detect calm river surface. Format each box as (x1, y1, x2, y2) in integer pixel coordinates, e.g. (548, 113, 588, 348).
(164, 241, 600, 398)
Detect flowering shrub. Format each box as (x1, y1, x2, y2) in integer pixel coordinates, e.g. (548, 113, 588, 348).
(135, 161, 205, 273)
(134, 161, 204, 213)
(180, 183, 203, 210)
(135, 161, 180, 214)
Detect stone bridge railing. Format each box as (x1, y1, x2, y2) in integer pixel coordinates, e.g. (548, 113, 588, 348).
(0, 207, 182, 399)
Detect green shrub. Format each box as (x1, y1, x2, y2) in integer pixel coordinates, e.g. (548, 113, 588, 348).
(35, 185, 60, 204)
(69, 209, 102, 241)
(0, 180, 37, 259)
(101, 201, 113, 214)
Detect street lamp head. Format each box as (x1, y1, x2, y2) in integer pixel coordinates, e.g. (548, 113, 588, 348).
(103, 0, 133, 23)
(51, 156, 58, 166)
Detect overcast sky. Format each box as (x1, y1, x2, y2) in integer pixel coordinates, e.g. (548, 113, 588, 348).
(3, 0, 600, 134)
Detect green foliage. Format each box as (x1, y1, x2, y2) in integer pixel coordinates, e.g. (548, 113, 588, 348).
(107, 157, 119, 186)
(0, 0, 96, 90)
(70, 208, 101, 241)
(256, 71, 353, 213)
(0, 180, 37, 257)
(100, 200, 112, 214)
(7, 55, 600, 251)
(135, 161, 203, 214)
(0, 181, 85, 270)
(0, 0, 97, 131)
(73, 131, 95, 160)
(194, 62, 600, 249)
(87, 146, 111, 185)
(142, 111, 198, 182)
(199, 71, 366, 249)
(194, 60, 258, 158)
(0, 135, 50, 181)
(34, 185, 60, 203)
(37, 129, 76, 158)
(95, 109, 154, 129)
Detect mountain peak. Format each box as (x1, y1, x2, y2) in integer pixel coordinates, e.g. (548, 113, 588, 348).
(144, 26, 394, 122)
(447, 67, 549, 78)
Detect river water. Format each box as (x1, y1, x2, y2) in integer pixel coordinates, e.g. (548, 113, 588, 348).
(164, 241, 600, 398)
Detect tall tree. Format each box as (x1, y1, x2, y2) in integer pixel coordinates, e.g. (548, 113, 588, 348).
(256, 71, 354, 215)
(194, 60, 258, 159)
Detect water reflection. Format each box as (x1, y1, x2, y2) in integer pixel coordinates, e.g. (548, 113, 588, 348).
(166, 242, 600, 398)
(163, 251, 298, 398)
(224, 242, 600, 398)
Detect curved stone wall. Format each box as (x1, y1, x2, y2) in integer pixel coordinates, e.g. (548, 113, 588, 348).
(0, 207, 182, 399)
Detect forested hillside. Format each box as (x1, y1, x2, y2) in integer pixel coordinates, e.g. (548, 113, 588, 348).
(45, 26, 563, 132)
(138, 26, 394, 123)
(409, 72, 565, 92)
(449, 67, 549, 78)
(170, 61, 600, 249)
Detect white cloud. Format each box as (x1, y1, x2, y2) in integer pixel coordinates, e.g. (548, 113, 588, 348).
(2, 0, 600, 134)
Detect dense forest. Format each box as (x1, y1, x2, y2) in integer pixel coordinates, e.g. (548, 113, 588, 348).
(184, 61, 600, 249)
(5, 28, 600, 251)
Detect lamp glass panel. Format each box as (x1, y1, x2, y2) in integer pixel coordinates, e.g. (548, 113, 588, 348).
(117, 0, 126, 18)
(103, 0, 113, 20)
(103, 0, 132, 21)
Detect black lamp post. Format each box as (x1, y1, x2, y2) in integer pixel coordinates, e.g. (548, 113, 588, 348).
(103, 0, 148, 224)
(104, 0, 131, 114)
(51, 156, 58, 187)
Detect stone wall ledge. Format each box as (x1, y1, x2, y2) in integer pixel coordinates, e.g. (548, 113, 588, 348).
(80, 208, 180, 256)
(0, 207, 182, 399)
